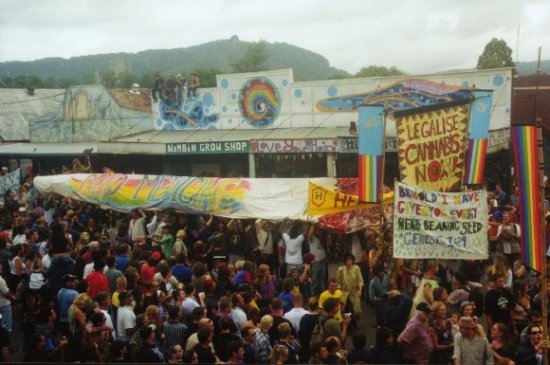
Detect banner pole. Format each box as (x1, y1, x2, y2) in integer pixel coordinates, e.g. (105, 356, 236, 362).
(535, 45, 548, 365)
(537, 120, 548, 365)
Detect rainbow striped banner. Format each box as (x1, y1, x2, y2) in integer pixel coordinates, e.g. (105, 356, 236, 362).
(511, 125, 544, 272)
(464, 90, 493, 185)
(358, 105, 385, 202)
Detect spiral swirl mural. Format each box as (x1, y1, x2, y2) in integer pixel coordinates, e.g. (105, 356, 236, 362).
(238, 77, 281, 128)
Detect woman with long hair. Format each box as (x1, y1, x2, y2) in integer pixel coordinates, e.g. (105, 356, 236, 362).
(511, 280, 531, 334)
(68, 293, 93, 362)
(429, 301, 454, 364)
(490, 322, 516, 365)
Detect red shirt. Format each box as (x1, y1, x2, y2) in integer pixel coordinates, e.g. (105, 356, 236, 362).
(140, 262, 156, 287)
(86, 271, 109, 299)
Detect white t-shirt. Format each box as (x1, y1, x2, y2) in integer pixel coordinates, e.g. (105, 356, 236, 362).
(42, 254, 51, 271)
(129, 217, 145, 241)
(257, 226, 273, 255)
(101, 309, 116, 339)
(181, 297, 200, 316)
(83, 262, 108, 279)
(116, 305, 136, 341)
(0, 276, 11, 307)
(283, 307, 309, 335)
(230, 307, 248, 329)
(281, 233, 304, 265)
(309, 234, 325, 262)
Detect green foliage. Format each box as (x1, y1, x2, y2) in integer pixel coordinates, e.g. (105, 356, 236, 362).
(233, 40, 270, 73)
(355, 65, 406, 78)
(477, 38, 515, 70)
(0, 74, 45, 88)
(193, 68, 222, 88)
(0, 38, 351, 87)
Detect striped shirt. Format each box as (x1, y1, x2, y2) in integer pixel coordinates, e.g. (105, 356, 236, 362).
(163, 320, 188, 348)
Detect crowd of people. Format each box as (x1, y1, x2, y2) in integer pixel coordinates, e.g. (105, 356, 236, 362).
(0, 171, 548, 364)
(152, 73, 201, 105)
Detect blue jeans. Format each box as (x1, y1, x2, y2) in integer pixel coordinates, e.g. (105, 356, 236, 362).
(311, 259, 326, 296)
(0, 304, 12, 332)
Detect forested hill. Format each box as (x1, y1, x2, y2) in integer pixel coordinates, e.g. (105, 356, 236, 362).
(0, 37, 350, 88)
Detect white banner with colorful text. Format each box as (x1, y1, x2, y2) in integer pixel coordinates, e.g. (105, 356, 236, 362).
(392, 181, 488, 259)
(33, 173, 366, 222)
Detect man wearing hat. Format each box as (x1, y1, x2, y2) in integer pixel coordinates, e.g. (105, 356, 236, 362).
(397, 302, 434, 364)
(57, 274, 79, 336)
(116, 291, 136, 342)
(452, 316, 493, 365)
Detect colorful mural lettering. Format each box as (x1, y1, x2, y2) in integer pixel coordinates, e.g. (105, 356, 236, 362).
(238, 77, 281, 128)
(316, 79, 472, 114)
(66, 174, 249, 213)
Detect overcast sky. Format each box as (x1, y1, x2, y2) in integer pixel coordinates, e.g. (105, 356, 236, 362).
(0, 0, 548, 75)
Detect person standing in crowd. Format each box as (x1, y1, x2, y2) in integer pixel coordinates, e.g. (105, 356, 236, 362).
(516, 324, 548, 365)
(452, 316, 493, 365)
(397, 302, 434, 365)
(429, 301, 454, 364)
(485, 273, 516, 336)
(309, 224, 326, 296)
(137, 325, 164, 363)
(255, 314, 273, 364)
(337, 252, 364, 321)
(279, 221, 311, 276)
(128, 208, 146, 243)
(284, 293, 308, 337)
(116, 290, 136, 342)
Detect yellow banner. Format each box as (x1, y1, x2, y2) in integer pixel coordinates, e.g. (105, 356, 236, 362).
(307, 181, 393, 216)
(395, 103, 470, 192)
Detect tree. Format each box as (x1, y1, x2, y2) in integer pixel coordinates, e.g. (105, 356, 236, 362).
(477, 38, 515, 70)
(193, 68, 222, 88)
(233, 40, 270, 73)
(355, 65, 406, 78)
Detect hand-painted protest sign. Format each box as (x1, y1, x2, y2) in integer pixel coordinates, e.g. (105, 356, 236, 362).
(392, 181, 488, 259)
(394, 101, 470, 192)
(0, 169, 20, 202)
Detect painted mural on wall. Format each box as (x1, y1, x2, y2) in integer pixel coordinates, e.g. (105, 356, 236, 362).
(238, 77, 281, 128)
(154, 77, 219, 131)
(316, 79, 472, 113)
(153, 69, 512, 133)
(30, 85, 152, 143)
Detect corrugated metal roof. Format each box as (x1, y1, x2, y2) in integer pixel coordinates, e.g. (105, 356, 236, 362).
(114, 127, 352, 143)
(0, 88, 65, 141)
(107, 88, 152, 114)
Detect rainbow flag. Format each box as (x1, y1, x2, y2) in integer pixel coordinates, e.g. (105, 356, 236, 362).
(464, 90, 492, 185)
(358, 105, 385, 202)
(511, 125, 544, 272)
(464, 138, 488, 184)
